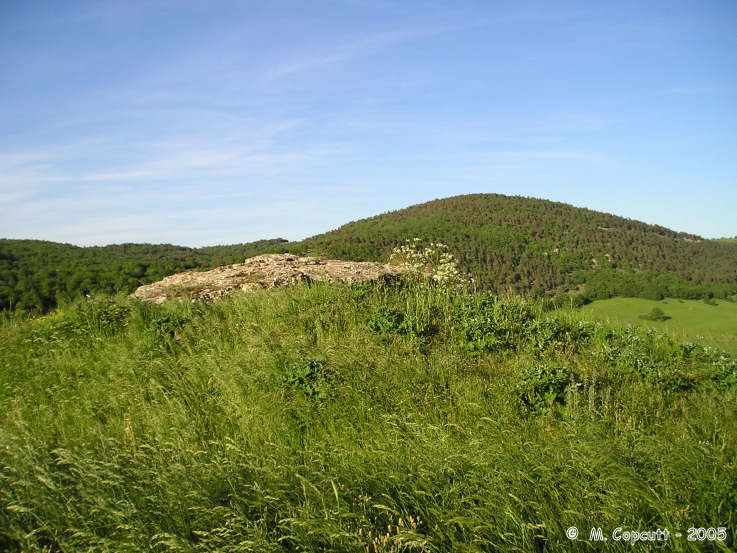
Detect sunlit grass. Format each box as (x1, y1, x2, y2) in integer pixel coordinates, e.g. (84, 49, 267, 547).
(1, 283, 735, 552)
(579, 297, 737, 354)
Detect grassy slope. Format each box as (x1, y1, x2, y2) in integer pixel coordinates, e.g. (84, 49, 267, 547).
(1, 282, 735, 552)
(579, 298, 737, 354)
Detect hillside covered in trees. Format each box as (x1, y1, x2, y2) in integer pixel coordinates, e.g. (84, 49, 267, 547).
(2, 194, 736, 313)
(284, 194, 737, 302)
(0, 239, 286, 312)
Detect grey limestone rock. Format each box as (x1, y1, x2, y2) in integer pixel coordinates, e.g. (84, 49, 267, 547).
(131, 253, 404, 304)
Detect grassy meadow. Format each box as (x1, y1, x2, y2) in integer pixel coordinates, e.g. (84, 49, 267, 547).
(1, 281, 736, 552)
(579, 297, 737, 354)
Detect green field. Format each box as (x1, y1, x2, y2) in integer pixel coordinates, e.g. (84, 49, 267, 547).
(1, 280, 736, 552)
(579, 297, 737, 354)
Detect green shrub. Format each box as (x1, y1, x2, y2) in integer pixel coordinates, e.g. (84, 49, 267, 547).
(368, 305, 436, 340)
(146, 313, 188, 340)
(569, 293, 591, 307)
(401, 311, 436, 339)
(282, 358, 332, 401)
(455, 293, 535, 351)
(516, 364, 574, 413)
(529, 317, 595, 353)
(368, 305, 404, 334)
(639, 307, 670, 321)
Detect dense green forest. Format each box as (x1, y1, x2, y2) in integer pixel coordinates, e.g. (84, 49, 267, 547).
(0, 239, 286, 312)
(2, 194, 737, 313)
(280, 194, 737, 303)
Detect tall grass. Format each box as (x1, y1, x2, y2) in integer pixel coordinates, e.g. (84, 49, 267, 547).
(1, 282, 735, 552)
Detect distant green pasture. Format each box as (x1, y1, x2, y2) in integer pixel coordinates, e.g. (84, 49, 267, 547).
(579, 297, 737, 353)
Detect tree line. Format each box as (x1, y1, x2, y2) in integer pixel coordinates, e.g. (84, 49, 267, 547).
(286, 194, 737, 302)
(3, 194, 736, 313)
(0, 239, 286, 313)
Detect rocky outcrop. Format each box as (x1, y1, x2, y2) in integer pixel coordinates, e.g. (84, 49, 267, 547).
(131, 253, 404, 304)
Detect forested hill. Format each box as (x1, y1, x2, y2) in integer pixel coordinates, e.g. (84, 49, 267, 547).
(286, 194, 737, 301)
(3, 194, 737, 313)
(0, 239, 286, 312)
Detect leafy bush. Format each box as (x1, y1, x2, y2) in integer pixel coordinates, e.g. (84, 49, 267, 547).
(587, 324, 737, 393)
(146, 313, 189, 346)
(368, 305, 436, 340)
(401, 311, 436, 339)
(455, 293, 536, 351)
(368, 306, 404, 334)
(516, 364, 574, 413)
(282, 358, 332, 401)
(638, 307, 670, 321)
(674, 343, 737, 389)
(529, 317, 595, 353)
(569, 293, 591, 308)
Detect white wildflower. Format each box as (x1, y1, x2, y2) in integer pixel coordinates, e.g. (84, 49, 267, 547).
(388, 238, 468, 290)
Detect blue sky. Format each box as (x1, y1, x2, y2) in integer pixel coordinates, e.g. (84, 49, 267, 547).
(1, 0, 735, 246)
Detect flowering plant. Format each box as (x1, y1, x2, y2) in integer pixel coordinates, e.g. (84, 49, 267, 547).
(389, 238, 468, 289)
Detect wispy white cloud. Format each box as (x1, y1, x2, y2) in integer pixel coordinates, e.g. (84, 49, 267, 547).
(1, 127, 345, 225)
(3, 1, 734, 245)
(496, 150, 616, 165)
(260, 18, 503, 82)
(260, 28, 424, 81)
(76, 147, 339, 183)
(0, 111, 322, 196)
